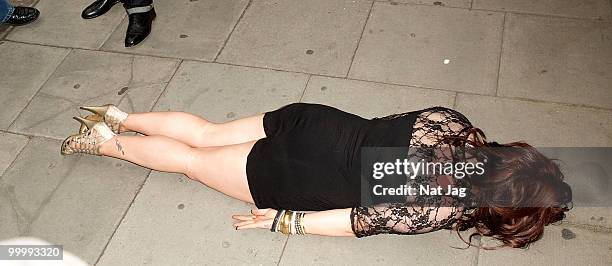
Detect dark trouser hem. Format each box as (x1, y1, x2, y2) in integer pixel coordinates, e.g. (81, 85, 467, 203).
(124, 0, 153, 8)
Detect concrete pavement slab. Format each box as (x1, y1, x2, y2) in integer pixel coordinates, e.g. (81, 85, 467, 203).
(0, 138, 74, 240)
(102, 0, 249, 61)
(473, 0, 612, 19)
(0, 132, 29, 239)
(498, 13, 612, 109)
(6, 0, 125, 49)
(478, 225, 612, 265)
(97, 172, 286, 265)
(27, 154, 149, 264)
(9, 50, 180, 139)
(302, 76, 455, 118)
(0, 132, 28, 177)
(0, 41, 68, 129)
(217, 0, 372, 76)
(152, 61, 308, 121)
(455, 94, 612, 147)
(280, 230, 477, 265)
(349, 3, 504, 95)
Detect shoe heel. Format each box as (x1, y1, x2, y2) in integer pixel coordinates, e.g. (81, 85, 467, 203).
(73, 116, 98, 130)
(80, 105, 109, 116)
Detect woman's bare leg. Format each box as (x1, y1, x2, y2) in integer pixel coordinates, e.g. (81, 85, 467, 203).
(121, 112, 266, 148)
(99, 134, 256, 203)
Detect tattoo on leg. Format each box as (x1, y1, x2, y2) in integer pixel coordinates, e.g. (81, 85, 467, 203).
(115, 139, 125, 155)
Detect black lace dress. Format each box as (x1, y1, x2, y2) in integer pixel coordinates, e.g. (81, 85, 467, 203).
(351, 107, 475, 237)
(245, 103, 475, 237)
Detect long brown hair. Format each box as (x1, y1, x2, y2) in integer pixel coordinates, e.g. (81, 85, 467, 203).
(442, 128, 573, 249)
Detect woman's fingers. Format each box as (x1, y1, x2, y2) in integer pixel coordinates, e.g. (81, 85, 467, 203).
(231, 209, 278, 230)
(236, 219, 272, 230)
(233, 220, 255, 228)
(232, 215, 256, 221)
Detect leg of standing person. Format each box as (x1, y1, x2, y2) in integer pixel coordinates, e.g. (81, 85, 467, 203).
(0, 0, 39, 26)
(81, 0, 124, 19)
(123, 0, 155, 47)
(0, 0, 15, 24)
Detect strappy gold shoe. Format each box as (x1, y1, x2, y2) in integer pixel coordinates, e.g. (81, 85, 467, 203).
(79, 104, 128, 134)
(77, 114, 104, 134)
(61, 117, 116, 156)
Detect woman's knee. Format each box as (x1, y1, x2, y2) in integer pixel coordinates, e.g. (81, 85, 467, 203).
(170, 111, 215, 146)
(183, 147, 199, 179)
(194, 120, 219, 147)
(183, 146, 220, 179)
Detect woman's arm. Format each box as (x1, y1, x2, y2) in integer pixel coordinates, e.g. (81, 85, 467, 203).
(302, 208, 355, 236)
(232, 208, 355, 237)
(233, 204, 463, 237)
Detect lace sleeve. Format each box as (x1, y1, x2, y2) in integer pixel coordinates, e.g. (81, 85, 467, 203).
(351, 202, 463, 237)
(352, 107, 473, 237)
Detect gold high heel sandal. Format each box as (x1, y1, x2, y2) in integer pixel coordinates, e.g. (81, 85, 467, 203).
(61, 116, 116, 156)
(77, 114, 104, 134)
(79, 104, 128, 134)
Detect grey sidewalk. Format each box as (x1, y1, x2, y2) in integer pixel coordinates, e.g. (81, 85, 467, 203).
(1, 0, 611, 265)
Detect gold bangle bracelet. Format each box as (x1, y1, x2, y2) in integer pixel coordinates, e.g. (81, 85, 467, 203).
(289, 211, 295, 235)
(296, 212, 306, 235)
(280, 210, 292, 235)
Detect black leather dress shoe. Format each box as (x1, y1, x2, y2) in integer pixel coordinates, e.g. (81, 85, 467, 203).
(4, 6, 39, 26)
(81, 0, 123, 19)
(124, 7, 156, 47)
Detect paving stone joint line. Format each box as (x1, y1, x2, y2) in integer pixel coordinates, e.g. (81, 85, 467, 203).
(213, 0, 253, 62)
(275, 235, 290, 266)
(298, 75, 313, 103)
(93, 169, 154, 266)
(493, 12, 507, 97)
(148, 60, 184, 112)
(0, 136, 30, 182)
(345, 0, 376, 78)
(452, 92, 459, 109)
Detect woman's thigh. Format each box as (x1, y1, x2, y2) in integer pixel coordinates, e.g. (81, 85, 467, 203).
(202, 114, 266, 147)
(187, 140, 257, 204)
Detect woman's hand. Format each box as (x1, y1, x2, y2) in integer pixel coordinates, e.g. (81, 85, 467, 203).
(232, 208, 278, 230)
